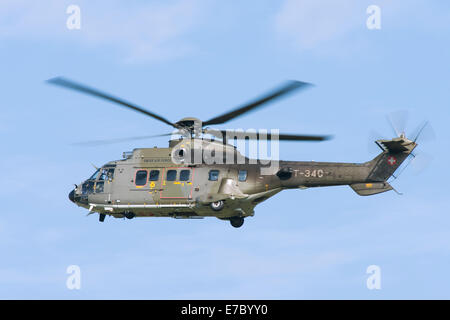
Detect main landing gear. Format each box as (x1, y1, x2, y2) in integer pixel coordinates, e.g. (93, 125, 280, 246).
(99, 212, 135, 222)
(230, 216, 244, 228)
(124, 211, 136, 219)
(210, 200, 225, 211)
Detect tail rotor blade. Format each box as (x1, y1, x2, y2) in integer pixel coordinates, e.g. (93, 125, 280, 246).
(411, 120, 436, 143)
(410, 152, 434, 175)
(371, 112, 433, 181)
(368, 129, 385, 155)
(387, 110, 409, 137)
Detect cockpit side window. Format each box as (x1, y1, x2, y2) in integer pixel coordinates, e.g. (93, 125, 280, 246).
(95, 181, 104, 193)
(99, 169, 107, 181)
(106, 168, 115, 181)
(82, 181, 95, 194)
(99, 168, 115, 181)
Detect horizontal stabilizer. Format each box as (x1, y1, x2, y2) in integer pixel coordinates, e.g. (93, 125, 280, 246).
(350, 182, 393, 196)
(376, 137, 416, 153)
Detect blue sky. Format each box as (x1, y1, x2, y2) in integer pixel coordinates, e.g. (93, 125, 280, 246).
(0, 0, 449, 299)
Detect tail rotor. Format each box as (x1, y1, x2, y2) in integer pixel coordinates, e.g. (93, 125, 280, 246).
(386, 110, 409, 138)
(370, 110, 435, 178)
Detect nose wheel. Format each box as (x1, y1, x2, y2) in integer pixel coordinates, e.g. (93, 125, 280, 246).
(99, 213, 106, 222)
(230, 216, 244, 228)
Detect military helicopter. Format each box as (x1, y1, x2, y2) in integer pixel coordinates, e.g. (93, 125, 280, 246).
(49, 77, 421, 228)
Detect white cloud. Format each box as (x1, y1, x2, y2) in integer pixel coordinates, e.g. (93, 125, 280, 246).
(274, 0, 359, 49)
(273, 0, 444, 52)
(0, 0, 206, 62)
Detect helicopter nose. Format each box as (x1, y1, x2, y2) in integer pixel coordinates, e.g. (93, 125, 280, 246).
(68, 189, 75, 203)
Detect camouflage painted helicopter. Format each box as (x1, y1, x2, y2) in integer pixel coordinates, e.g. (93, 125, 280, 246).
(49, 78, 420, 228)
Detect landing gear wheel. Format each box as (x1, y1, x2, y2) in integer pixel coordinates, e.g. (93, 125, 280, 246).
(210, 200, 225, 211)
(124, 212, 135, 219)
(230, 216, 244, 228)
(99, 213, 106, 222)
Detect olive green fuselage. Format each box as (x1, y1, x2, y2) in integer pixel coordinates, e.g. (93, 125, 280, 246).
(71, 138, 405, 220)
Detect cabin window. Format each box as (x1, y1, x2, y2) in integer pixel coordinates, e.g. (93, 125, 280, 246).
(166, 170, 177, 181)
(238, 170, 247, 182)
(209, 170, 219, 181)
(135, 170, 148, 186)
(180, 170, 190, 181)
(149, 170, 160, 181)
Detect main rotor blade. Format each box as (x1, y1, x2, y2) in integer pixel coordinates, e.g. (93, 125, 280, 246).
(203, 80, 313, 126)
(205, 129, 331, 141)
(72, 133, 175, 147)
(47, 77, 177, 128)
(276, 133, 331, 141)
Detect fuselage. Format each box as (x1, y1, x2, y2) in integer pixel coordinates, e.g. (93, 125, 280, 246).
(69, 139, 379, 220)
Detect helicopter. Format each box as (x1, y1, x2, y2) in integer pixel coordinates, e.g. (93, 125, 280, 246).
(49, 77, 420, 228)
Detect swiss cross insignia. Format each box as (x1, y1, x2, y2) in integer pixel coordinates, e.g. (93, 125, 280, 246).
(387, 156, 397, 166)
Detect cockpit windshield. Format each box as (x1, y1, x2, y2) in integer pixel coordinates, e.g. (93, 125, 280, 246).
(82, 165, 116, 195)
(89, 169, 100, 180)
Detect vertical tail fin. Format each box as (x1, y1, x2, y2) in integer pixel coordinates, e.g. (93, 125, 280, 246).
(366, 135, 417, 182)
